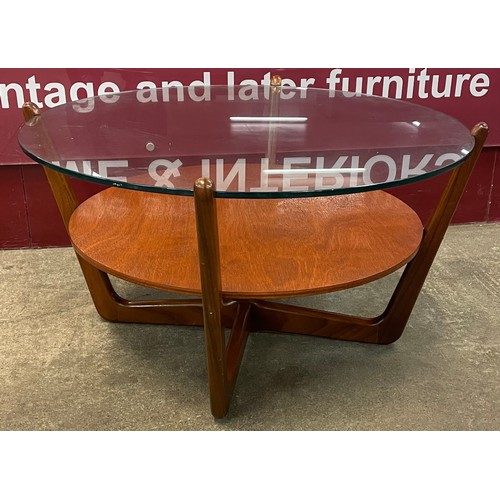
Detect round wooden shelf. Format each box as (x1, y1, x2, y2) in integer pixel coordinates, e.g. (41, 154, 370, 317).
(69, 188, 423, 299)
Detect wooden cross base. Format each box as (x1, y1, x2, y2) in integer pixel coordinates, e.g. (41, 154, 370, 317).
(68, 186, 423, 418)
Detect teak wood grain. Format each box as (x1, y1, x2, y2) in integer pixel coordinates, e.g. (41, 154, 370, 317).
(69, 189, 423, 299)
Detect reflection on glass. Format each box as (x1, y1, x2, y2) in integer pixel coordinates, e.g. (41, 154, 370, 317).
(18, 85, 474, 198)
(229, 117, 308, 123)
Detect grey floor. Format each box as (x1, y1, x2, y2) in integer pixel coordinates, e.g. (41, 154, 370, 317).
(1, 223, 499, 431)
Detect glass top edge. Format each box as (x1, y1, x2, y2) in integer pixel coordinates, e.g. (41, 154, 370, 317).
(18, 83, 475, 198)
(19, 139, 473, 199)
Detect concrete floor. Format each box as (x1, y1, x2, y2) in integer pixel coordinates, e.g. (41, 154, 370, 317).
(1, 223, 499, 430)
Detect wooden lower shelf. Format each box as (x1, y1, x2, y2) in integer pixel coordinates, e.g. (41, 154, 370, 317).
(69, 188, 423, 299)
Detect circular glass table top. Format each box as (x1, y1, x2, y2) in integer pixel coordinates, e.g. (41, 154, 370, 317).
(18, 84, 474, 198)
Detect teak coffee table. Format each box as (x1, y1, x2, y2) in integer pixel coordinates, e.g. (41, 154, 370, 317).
(18, 77, 488, 418)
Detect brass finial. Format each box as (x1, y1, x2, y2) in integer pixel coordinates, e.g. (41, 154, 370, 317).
(22, 102, 41, 124)
(270, 75, 282, 87)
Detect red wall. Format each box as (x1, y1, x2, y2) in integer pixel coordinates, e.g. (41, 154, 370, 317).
(1, 68, 499, 249)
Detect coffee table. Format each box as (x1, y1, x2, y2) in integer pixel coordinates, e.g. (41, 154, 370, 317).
(18, 77, 488, 418)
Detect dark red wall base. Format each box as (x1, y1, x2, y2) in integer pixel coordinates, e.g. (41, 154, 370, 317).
(1, 166, 105, 249)
(1, 147, 499, 249)
(0, 166, 30, 248)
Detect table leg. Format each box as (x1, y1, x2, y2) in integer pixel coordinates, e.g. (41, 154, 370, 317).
(194, 178, 251, 418)
(248, 123, 489, 346)
(22, 102, 209, 327)
(377, 122, 489, 344)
